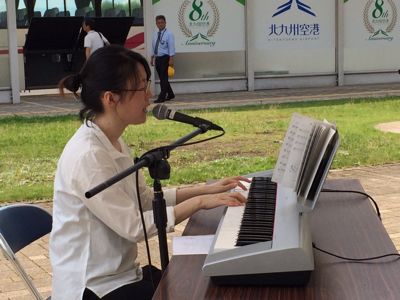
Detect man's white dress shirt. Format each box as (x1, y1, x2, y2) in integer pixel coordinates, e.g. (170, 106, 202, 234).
(50, 122, 176, 299)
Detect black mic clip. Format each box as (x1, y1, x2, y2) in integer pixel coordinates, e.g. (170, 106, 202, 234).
(197, 121, 215, 133)
(139, 147, 171, 180)
(149, 159, 171, 180)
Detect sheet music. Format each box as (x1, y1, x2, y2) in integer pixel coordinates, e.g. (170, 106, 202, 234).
(272, 113, 316, 190)
(297, 122, 336, 200)
(172, 235, 214, 255)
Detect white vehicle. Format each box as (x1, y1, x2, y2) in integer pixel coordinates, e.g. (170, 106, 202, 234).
(0, 0, 144, 90)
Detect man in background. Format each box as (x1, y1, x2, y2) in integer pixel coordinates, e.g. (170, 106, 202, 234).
(151, 15, 175, 103)
(82, 17, 109, 60)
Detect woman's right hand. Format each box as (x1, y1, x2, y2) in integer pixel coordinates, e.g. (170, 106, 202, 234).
(197, 191, 247, 210)
(174, 192, 247, 225)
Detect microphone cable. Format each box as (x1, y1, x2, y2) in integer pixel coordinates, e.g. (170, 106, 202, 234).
(314, 188, 399, 262)
(312, 243, 400, 262)
(321, 188, 381, 220)
(138, 130, 225, 162)
(134, 161, 156, 291)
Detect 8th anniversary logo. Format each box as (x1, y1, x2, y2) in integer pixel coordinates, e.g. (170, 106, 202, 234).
(178, 0, 220, 47)
(363, 0, 397, 41)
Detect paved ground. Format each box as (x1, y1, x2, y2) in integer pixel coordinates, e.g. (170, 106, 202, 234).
(1, 83, 400, 299)
(2, 82, 400, 116)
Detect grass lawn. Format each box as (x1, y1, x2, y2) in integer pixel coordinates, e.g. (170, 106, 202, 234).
(1, 97, 400, 202)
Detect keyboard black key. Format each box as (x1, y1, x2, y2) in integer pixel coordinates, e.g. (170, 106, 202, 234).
(235, 177, 277, 247)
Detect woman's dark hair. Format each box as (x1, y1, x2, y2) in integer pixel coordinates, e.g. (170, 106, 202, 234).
(58, 45, 151, 122)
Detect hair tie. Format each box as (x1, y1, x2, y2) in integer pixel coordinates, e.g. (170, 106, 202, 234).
(75, 73, 82, 84)
(71, 73, 82, 91)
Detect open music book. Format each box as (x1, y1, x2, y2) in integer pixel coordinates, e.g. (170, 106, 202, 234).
(272, 113, 339, 212)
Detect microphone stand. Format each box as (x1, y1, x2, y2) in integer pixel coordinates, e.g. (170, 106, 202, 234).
(85, 125, 211, 272)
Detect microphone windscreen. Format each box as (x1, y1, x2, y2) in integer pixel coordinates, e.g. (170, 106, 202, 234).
(152, 104, 169, 120)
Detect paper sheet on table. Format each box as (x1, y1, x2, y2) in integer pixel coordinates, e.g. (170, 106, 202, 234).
(172, 235, 214, 255)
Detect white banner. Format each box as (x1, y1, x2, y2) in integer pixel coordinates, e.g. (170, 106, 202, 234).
(253, 0, 335, 49)
(152, 0, 245, 52)
(344, 0, 400, 46)
(343, 0, 400, 71)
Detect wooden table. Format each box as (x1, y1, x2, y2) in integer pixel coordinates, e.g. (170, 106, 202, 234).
(153, 179, 400, 299)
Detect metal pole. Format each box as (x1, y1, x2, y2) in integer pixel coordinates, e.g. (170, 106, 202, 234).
(6, 0, 20, 104)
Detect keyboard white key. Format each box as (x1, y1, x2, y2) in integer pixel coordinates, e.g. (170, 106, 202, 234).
(213, 205, 245, 252)
(213, 177, 277, 252)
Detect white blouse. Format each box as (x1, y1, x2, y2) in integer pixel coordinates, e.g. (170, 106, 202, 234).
(50, 122, 176, 300)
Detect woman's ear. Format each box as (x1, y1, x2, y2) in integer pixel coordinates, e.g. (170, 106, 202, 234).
(102, 91, 120, 108)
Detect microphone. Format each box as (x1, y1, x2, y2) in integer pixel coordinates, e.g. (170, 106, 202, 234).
(152, 104, 224, 131)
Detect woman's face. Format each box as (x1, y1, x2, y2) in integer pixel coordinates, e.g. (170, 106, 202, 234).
(115, 64, 152, 125)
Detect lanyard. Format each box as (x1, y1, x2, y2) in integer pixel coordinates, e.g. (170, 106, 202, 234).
(157, 29, 166, 44)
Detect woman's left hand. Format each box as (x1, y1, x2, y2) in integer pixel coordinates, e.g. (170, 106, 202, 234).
(206, 176, 251, 194)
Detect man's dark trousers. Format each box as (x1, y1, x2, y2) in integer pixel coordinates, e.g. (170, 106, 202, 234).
(155, 55, 174, 101)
